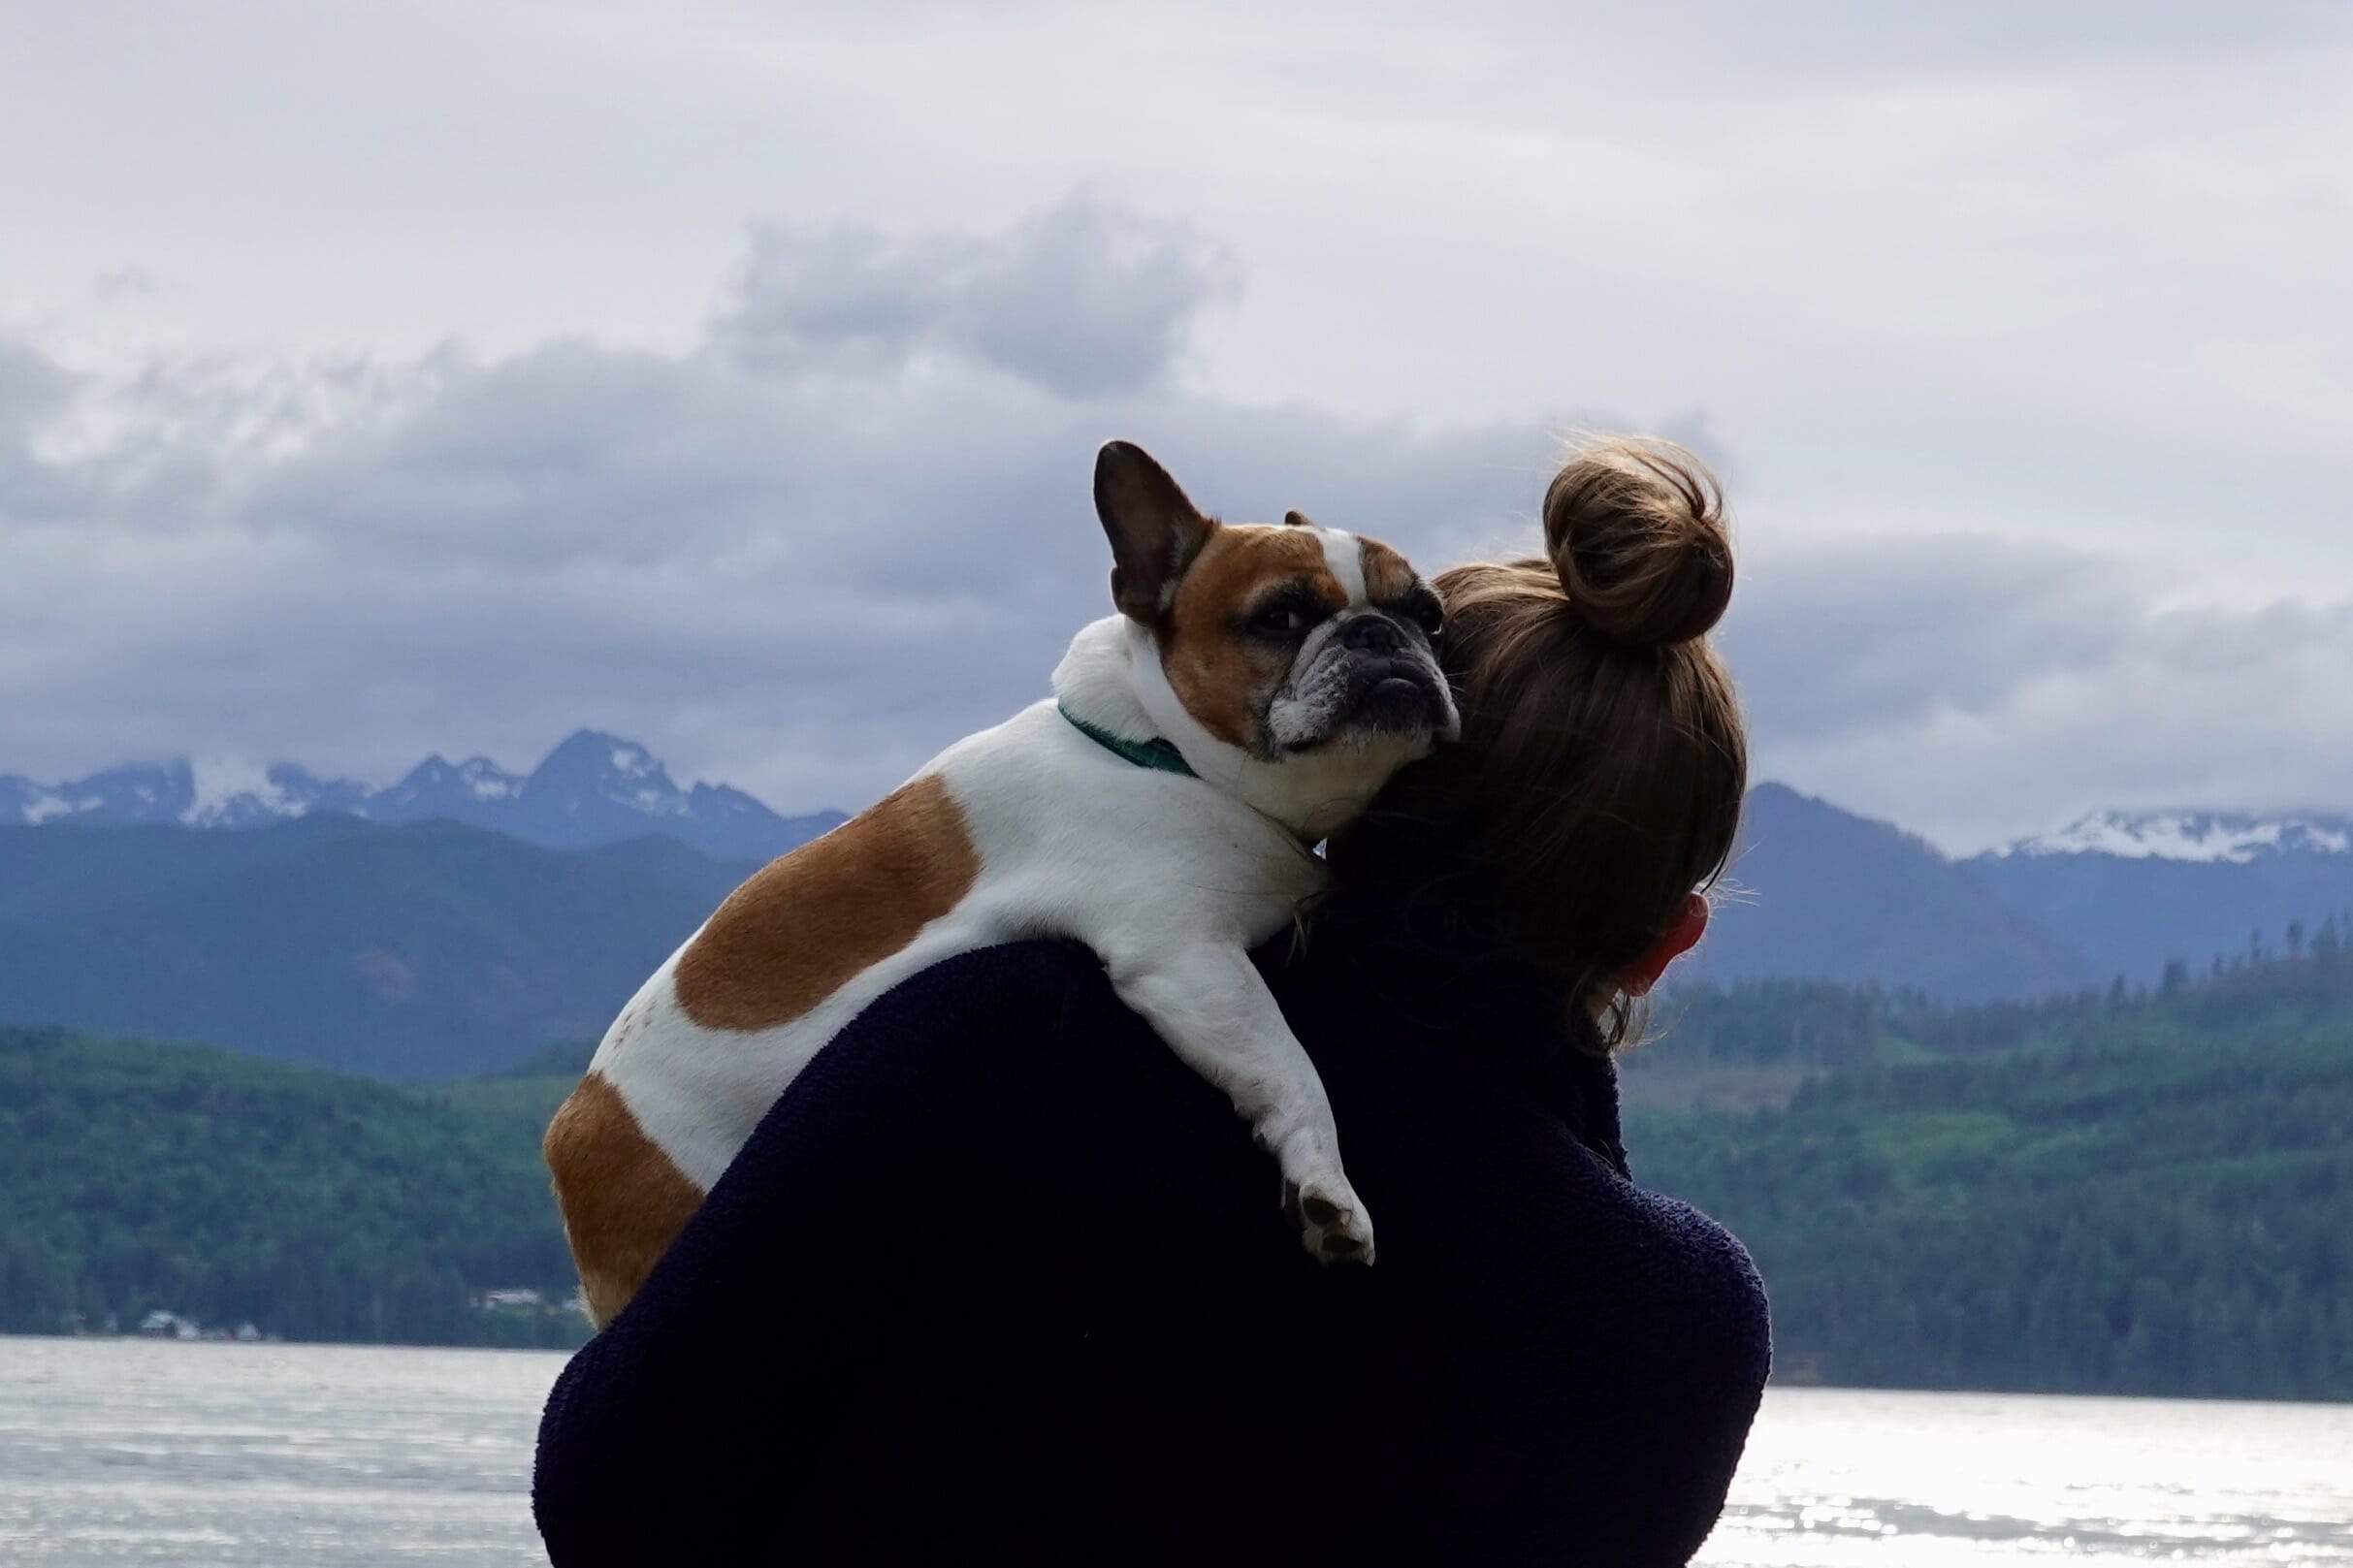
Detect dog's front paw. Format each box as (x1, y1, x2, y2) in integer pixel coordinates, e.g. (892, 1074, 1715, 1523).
(1284, 1177, 1375, 1265)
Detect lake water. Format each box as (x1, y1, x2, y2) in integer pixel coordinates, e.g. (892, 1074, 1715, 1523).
(1, 1338, 2346, 1564)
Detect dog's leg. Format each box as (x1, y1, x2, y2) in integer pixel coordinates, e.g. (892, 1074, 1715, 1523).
(1101, 942, 1373, 1264)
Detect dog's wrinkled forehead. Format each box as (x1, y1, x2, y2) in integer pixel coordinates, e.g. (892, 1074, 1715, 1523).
(1183, 516, 1423, 617)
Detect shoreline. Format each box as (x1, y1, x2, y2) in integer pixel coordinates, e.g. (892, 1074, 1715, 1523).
(5, 1331, 2347, 1409)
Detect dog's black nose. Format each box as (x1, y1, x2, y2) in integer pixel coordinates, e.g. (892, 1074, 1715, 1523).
(1339, 615, 1403, 654)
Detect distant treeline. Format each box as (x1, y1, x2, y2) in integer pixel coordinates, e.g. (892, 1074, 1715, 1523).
(3, 927, 2349, 1397)
(1660, 908, 2353, 1069)
(0, 1028, 584, 1347)
(1632, 928, 2353, 1400)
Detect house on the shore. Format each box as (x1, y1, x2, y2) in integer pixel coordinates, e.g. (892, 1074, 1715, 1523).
(473, 1288, 545, 1310)
(137, 1310, 200, 1340)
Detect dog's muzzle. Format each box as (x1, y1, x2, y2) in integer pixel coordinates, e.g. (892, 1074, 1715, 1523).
(1269, 612, 1457, 753)
(1333, 617, 1452, 735)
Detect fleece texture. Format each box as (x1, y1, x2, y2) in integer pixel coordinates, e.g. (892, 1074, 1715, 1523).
(534, 931, 1770, 1566)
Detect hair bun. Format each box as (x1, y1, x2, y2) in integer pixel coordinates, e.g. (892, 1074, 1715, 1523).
(1541, 437, 1733, 647)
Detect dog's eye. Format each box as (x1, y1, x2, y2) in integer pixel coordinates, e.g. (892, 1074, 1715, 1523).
(1251, 604, 1311, 637)
(1401, 593, 1443, 637)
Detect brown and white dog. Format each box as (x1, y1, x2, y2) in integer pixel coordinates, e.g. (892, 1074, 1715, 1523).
(545, 441, 1459, 1326)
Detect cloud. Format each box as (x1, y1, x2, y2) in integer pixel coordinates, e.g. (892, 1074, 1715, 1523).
(0, 340, 74, 478)
(8, 1, 2349, 624)
(5, 192, 2350, 853)
(1725, 533, 2353, 851)
(0, 198, 1547, 814)
(712, 192, 1241, 398)
(1722, 534, 2149, 743)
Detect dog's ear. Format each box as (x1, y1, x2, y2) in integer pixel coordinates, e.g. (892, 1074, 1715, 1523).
(1096, 441, 1215, 624)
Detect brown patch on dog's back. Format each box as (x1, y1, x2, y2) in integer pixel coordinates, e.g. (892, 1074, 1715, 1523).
(544, 1072, 706, 1325)
(1161, 526, 1341, 750)
(1358, 535, 1421, 603)
(672, 773, 980, 1032)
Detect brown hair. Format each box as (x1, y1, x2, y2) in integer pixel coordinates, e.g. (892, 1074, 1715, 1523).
(1341, 436, 1746, 1050)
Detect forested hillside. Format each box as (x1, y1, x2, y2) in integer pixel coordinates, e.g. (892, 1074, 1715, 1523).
(0, 1027, 585, 1346)
(6, 928, 2349, 1397)
(1628, 925, 2353, 1400)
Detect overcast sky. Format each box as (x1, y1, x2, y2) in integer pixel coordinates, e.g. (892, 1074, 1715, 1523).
(4, 1, 2349, 852)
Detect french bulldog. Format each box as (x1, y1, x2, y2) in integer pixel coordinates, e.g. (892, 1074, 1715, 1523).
(546, 441, 1458, 1325)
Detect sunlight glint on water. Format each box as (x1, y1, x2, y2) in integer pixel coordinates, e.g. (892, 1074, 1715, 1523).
(1699, 1387, 2353, 1565)
(0, 1339, 2346, 1565)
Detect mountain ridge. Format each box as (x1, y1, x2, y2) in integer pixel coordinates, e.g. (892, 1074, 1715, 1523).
(17, 732, 2352, 870)
(13, 731, 2353, 1008)
(0, 816, 761, 1078)
(1696, 783, 2098, 1002)
(0, 730, 844, 864)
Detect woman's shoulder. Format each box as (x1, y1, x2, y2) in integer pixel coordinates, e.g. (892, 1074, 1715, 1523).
(802, 930, 1766, 1339)
(790, 937, 1118, 1093)
(855, 936, 1110, 1032)
(855, 931, 1765, 1310)
(755, 935, 1256, 1183)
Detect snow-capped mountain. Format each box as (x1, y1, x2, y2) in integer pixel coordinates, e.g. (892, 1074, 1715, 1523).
(0, 731, 843, 864)
(370, 754, 525, 815)
(0, 758, 371, 830)
(1970, 809, 2353, 984)
(1993, 810, 2353, 864)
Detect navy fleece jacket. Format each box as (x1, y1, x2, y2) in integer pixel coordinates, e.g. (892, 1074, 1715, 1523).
(533, 930, 1769, 1566)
